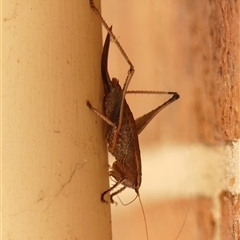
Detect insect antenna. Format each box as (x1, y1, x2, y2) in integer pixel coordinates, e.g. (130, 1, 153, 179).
(137, 193, 149, 240)
(117, 193, 138, 206)
(117, 192, 149, 240)
(174, 201, 191, 240)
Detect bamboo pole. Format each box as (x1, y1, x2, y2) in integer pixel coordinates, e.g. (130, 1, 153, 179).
(2, 1, 111, 239)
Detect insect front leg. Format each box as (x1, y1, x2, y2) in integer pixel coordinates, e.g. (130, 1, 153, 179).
(101, 182, 126, 204)
(109, 186, 126, 204)
(101, 160, 130, 203)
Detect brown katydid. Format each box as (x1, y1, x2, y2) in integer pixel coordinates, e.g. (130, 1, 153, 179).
(87, 0, 179, 203)
(87, 1, 180, 238)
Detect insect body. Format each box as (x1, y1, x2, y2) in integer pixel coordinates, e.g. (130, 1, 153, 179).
(87, 0, 180, 204)
(87, 32, 141, 203)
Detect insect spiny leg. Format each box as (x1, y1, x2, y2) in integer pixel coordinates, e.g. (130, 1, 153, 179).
(89, 0, 134, 70)
(86, 100, 116, 127)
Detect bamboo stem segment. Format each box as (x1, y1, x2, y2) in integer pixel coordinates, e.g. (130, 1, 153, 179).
(2, 1, 111, 239)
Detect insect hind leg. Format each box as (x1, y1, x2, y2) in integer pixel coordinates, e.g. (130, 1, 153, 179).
(126, 91, 179, 135)
(89, 0, 135, 149)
